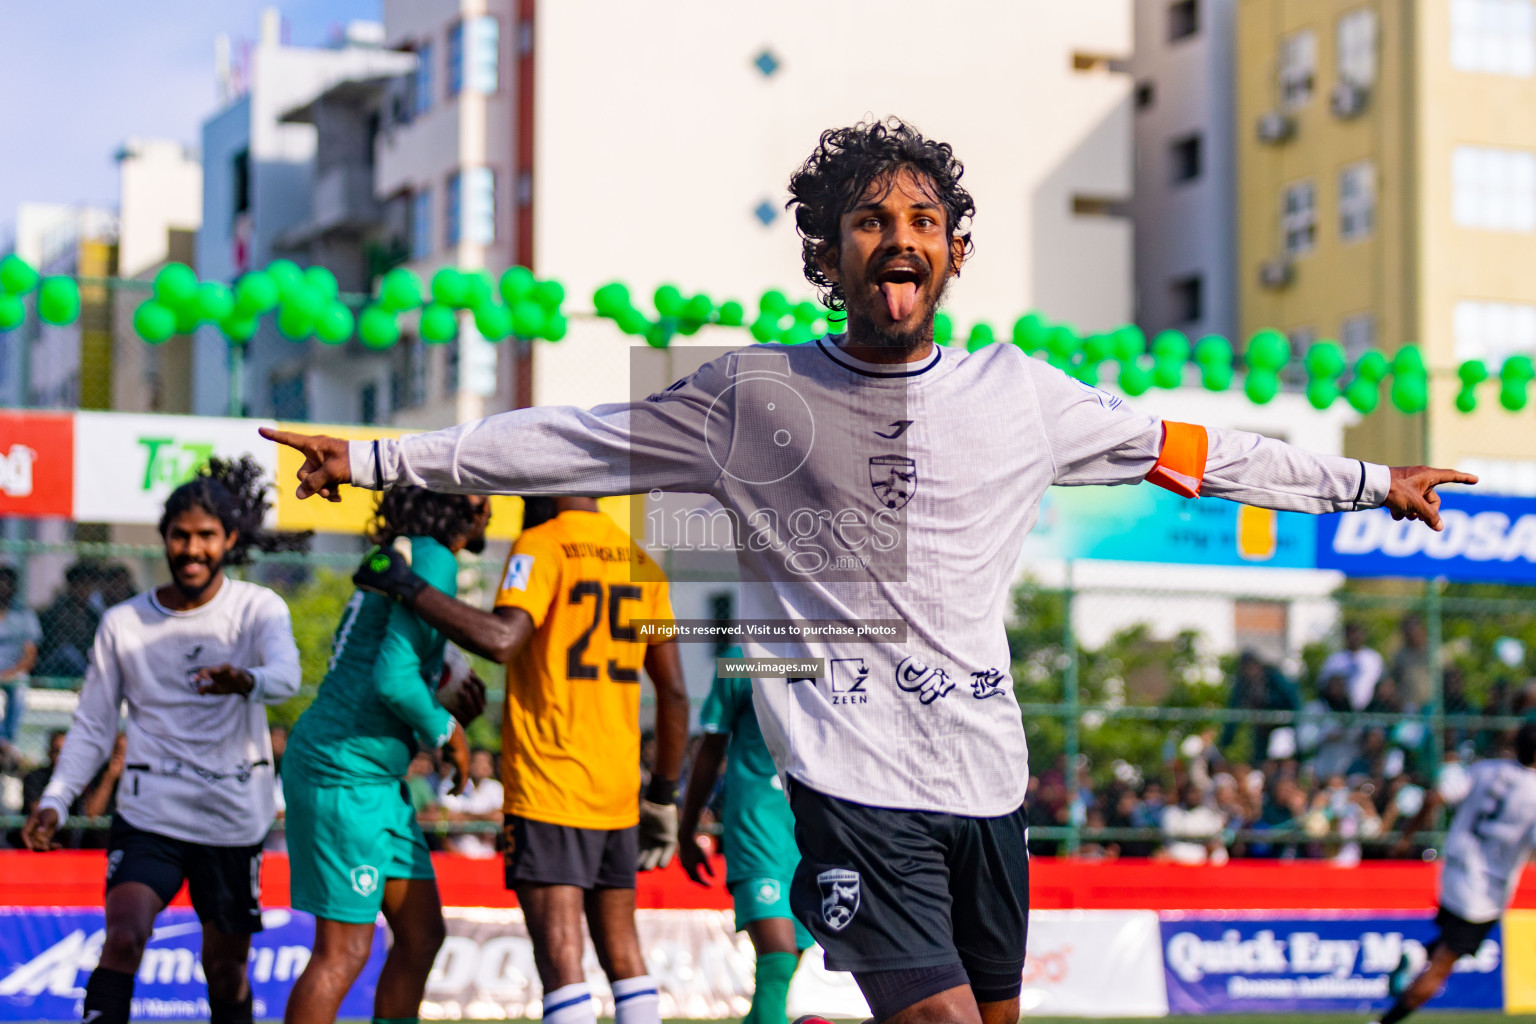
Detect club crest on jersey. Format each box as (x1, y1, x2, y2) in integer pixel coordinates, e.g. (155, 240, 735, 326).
(817, 869, 860, 931)
(753, 879, 782, 905)
(501, 553, 534, 592)
(869, 455, 917, 510)
(349, 864, 380, 897)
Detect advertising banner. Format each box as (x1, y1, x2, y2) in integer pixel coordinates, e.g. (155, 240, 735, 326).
(1316, 493, 1536, 584)
(0, 411, 72, 519)
(1503, 909, 1536, 1012)
(1159, 912, 1503, 1015)
(71, 412, 279, 526)
(1021, 910, 1168, 1017)
(1022, 486, 1315, 569)
(0, 908, 382, 1022)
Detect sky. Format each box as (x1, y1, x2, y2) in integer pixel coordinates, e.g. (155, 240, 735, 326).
(0, 1, 382, 244)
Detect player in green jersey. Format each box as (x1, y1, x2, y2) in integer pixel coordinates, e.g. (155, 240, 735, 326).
(282, 486, 492, 1024)
(679, 647, 810, 1024)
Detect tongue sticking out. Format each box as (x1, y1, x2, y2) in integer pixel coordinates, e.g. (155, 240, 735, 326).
(879, 280, 918, 322)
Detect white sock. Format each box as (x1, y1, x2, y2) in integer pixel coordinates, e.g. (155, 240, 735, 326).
(612, 974, 661, 1024)
(542, 983, 596, 1024)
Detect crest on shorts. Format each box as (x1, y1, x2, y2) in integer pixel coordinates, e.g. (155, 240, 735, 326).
(106, 849, 123, 881)
(869, 455, 916, 511)
(817, 868, 860, 932)
(349, 864, 380, 897)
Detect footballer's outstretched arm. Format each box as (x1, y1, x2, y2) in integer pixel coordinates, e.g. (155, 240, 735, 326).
(645, 639, 689, 788)
(677, 731, 728, 885)
(414, 592, 535, 666)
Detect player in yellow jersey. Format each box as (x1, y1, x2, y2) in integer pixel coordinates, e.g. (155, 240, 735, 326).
(354, 496, 688, 1024)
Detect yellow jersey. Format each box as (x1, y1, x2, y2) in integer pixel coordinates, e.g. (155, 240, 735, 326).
(494, 509, 672, 829)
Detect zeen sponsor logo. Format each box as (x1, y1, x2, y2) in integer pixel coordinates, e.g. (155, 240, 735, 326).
(1164, 926, 1499, 985)
(1330, 506, 1536, 562)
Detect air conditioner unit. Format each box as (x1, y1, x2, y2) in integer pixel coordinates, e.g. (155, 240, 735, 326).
(1259, 259, 1294, 290)
(1330, 81, 1369, 119)
(1256, 112, 1296, 144)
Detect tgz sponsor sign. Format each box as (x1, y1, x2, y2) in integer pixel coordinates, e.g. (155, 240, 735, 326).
(1318, 494, 1536, 584)
(1160, 913, 1502, 1015)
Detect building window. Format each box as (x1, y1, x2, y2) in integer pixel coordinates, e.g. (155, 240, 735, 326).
(1342, 313, 1377, 359)
(1339, 161, 1376, 241)
(1072, 195, 1130, 217)
(270, 371, 307, 421)
(1168, 0, 1199, 42)
(413, 41, 434, 115)
(1135, 81, 1156, 110)
(232, 148, 250, 218)
(461, 167, 496, 245)
(1279, 30, 1318, 109)
(443, 340, 460, 398)
(1454, 145, 1536, 231)
(1170, 133, 1203, 184)
(1451, 0, 1536, 76)
(405, 337, 428, 408)
(1337, 8, 1378, 86)
(468, 16, 499, 93)
(359, 382, 377, 426)
(411, 187, 433, 260)
(1454, 299, 1536, 361)
(1282, 180, 1317, 257)
(447, 21, 464, 97)
(445, 172, 461, 246)
(1170, 275, 1204, 324)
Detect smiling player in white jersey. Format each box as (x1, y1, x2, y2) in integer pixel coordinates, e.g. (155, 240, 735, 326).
(263, 119, 1473, 1024)
(22, 458, 303, 1024)
(1370, 722, 1536, 1024)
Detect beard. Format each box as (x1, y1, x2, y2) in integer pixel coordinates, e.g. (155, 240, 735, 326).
(167, 552, 225, 600)
(843, 269, 952, 355)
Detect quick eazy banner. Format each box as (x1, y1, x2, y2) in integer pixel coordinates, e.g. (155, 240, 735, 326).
(1159, 912, 1503, 1015)
(1316, 493, 1536, 584)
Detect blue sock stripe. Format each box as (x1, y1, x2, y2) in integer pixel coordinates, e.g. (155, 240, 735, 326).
(543, 994, 594, 1017)
(613, 988, 659, 1003)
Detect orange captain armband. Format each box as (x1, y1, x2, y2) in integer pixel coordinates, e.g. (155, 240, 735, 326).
(1145, 421, 1209, 498)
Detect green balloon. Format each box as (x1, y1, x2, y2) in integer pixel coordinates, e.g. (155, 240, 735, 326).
(475, 303, 513, 341)
(967, 323, 996, 352)
(195, 282, 235, 323)
(782, 323, 814, 346)
(315, 303, 355, 344)
(1012, 313, 1047, 350)
(1113, 325, 1146, 361)
(133, 301, 176, 343)
(1455, 386, 1479, 413)
(1070, 361, 1100, 387)
(358, 306, 400, 349)
(616, 307, 651, 336)
(1245, 330, 1290, 372)
(1346, 377, 1380, 414)
(284, 284, 323, 321)
(153, 263, 199, 308)
(1307, 377, 1340, 409)
(461, 271, 494, 312)
(501, 266, 536, 305)
(1392, 344, 1426, 375)
(1046, 325, 1079, 360)
(760, 289, 791, 317)
(1355, 350, 1390, 382)
(1152, 356, 1183, 389)
(1502, 354, 1536, 382)
(220, 314, 259, 344)
(1151, 329, 1191, 362)
(750, 314, 779, 342)
(277, 305, 314, 340)
(1082, 333, 1115, 363)
(653, 284, 685, 318)
(1502, 379, 1529, 412)
(1118, 360, 1153, 396)
(235, 271, 279, 315)
(1458, 359, 1489, 385)
(175, 305, 201, 335)
(788, 300, 815, 324)
(543, 313, 569, 341)
(305, 266, 339, 303)
(0, 294, 25, 330)
(934, 312, 954, 345)
(675, 317, 702, 337)
(511, 301, 547, 339)
(1245, 369, 1281, 404)
(1201, 362, 1235, 391)
(1305, 340, 1347, 380)
(378, 268, 423, 312)
(266, 259, 304, 299)
(684, 294, 714, 323)
(717, 300, 745, 327)
(37, 277, 79, 325)
(431, 269, 468, 308)
(593, 282, 631, 317)
(534, 279, 565, 310)
(1391, 373, 1429, 413)
(420, 304, 459, 343)
(1193, 334, 1233, 367)
(645, 321, 673, 348)
(0, 254, 39, 296)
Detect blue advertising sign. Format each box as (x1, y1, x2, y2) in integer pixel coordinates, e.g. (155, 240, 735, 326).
(1159, 913, 1503, 1015)
(1316, 493, 1536, 584)
(0, 908, 384, 1022)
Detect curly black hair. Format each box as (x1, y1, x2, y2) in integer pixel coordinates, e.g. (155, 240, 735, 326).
(786, 118, 975, 312)
(158, 455, 311, 565)
(369, 485, 482, 550)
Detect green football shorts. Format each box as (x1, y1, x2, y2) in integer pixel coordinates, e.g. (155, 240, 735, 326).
(284, 775, 435, 924)
(731, 876, 814, 950)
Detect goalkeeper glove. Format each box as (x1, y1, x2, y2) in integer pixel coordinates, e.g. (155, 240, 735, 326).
(637, 791, 679, 871)
(354, 545, 428, 603)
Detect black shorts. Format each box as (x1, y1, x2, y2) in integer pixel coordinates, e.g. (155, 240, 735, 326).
(106, 814, 264, 935)
(1434, 906, 1498, 958)
(503, 814, 638, 890)
(788, 782, 1029, 988)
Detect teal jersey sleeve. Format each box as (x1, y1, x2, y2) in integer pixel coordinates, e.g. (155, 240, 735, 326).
(701, 645, 747, 735)
(371, 537, 457, 748)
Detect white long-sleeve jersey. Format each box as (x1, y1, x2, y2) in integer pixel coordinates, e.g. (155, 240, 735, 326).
(1438, 759, 1536, 922)
(41, 579, 301, 845)
(349, 341, 1389, 816)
